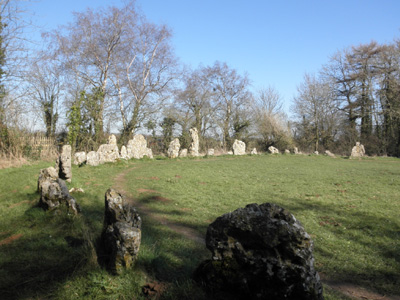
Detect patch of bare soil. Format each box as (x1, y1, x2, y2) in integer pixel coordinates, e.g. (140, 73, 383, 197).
(323, 279, 400, 300)
(0, 234, 23, 246)
(8, 200, 30, 209)
(113, 167, 204, 245)
(142, 281, 169, 299)
(137, 188, 160, 194)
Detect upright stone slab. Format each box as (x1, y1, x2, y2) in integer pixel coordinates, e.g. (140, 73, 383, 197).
(101, 188, 142, 274)
(207, 149, 214, 156)
(189, 128, 199, 157)
(351, 142, 365, 158)
(98, 135, 120, 164)
(167, 138, 180, 158)
(126, 134, 153, 159)
(56, 145, 72, 182)
(87, 151, 100, 166)
(37, 167, 80, 214)
(108, 134, 117, 145)
(120, 146, 128, 159)
(194, 203, 323, 300)
(251, 148, 258, 155)
(73, 151, 87, 166)
(232, 139, 246, 155)
(179, 148, 188, 157)
(268, 145, 280, 154)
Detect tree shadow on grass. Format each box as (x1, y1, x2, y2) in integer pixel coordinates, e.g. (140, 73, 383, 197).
(282, 198, 400, 297)
(0, 205, 97, 300)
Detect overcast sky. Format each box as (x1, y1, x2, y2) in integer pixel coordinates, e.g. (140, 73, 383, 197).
(27, 0, 400, 113)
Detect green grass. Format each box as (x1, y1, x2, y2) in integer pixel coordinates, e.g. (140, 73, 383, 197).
(0, 155, 399, 299)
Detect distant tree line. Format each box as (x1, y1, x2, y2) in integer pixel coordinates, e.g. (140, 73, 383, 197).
(1, 1, 399, 157)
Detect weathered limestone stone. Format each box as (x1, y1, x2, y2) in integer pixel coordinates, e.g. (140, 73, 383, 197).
(314, 151, 319, 155)
(232, 139, 246, 155)
(73, 151, 87, 166)
(126, 134, 153, 159)
(167, 138, 180, 158)
(194, 203, 323, 300)
(294, 147, 299, 154)
(86, 151, 100, 166)
(146, 148, 153, 159)
(98, 144, 120, 164)
(268, 145, 280, 154)
(179, 148, 188, 158)
(325, 150, 336, 158)
(351, 142, 365, 158)
(251, 148, 258, 155)
(101, 188, 141, 274)
(227, 151, 233, 155)
(285, 149, 291, 154)
(120, 146, 128, 159)
(55, 145, 72, 182)
(207, 149, 214, 156)
(189, 128, 199, 157)
(38, 167, 80, 214)
(108, 134, 117, 145)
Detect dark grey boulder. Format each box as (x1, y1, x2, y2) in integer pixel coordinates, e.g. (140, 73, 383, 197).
(100, 188, 141, 274)
(37, 166, 80, 214)
(194, 203, 323, 300)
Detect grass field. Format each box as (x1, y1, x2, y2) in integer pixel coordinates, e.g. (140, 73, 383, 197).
(0, 154, 399, 299)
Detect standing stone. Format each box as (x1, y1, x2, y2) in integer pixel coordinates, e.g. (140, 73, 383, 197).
(55, 145, 72, 182)
(73, 151, 87, 166)
(207, 149, 214, 156)
(294, 147, 300, 154)
(120, 146, 128, 159)
(314, 151, 319, 155)
(325, 150, 336, 158)
(350, 142, 365, 158)
(108, 134, 117, 145)
(126, 134, 153, 159)
(189, 128, 199, 157)
(284, 149, 291, 154)
(167, 138, 180, 158)
(37, 167, 80, 214)
(179, 148, 188, 158)
(268, 145, 280, 154)
(98, 136, 120, 164)
(86, 151, 100, 166)
(101, 188, 141, 274)
(251, 148, 258, 155)
(232, 139, 246, 155)
(194, 203, 323, 300)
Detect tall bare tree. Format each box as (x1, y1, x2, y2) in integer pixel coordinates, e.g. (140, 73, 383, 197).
(49, 4, 128, 142)
(113, 11, 177, 143)
(253, 87, 292, 150)
(205, 61, 251, 149)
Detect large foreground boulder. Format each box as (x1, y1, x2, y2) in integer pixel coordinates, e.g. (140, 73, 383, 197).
(37, 167, 80, 214)
(194, 203, 323, 300)
(100, 188, 142, 274)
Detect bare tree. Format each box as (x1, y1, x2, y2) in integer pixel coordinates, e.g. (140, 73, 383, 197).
(113, 11, 177, 143)
(253, 87, 292, 150)
(292, 73, 340, 152)
(48, 4, 128, 142)
(205, 61, 252, 149)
